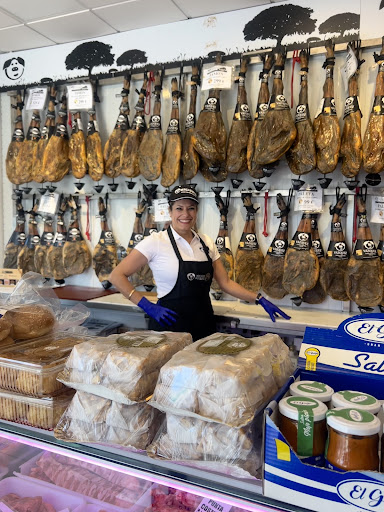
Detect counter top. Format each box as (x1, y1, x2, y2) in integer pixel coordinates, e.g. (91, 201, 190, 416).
(52, 285, 117, 301)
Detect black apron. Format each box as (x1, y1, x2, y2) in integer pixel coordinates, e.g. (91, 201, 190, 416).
(148, 227, 215, 341)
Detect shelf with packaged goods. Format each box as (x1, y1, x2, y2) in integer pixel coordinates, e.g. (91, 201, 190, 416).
(0, 420, 310, 512)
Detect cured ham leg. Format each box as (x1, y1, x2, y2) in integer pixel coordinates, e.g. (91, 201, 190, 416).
(87, 88, 104, 182)
(161, 77, 182, 188)
(6, 93, 25, 185)
(3, 195, 26, 269)
(63, 198, 92, 276)
(47, 195, 70, 282)
(16, 109, 41, 184)
(182, 64, 200, 180)
(92, 197, 118, 288)
(69, 111, 87, 179)
(17, 202, 40, 275)
(32, 86, 56, 183)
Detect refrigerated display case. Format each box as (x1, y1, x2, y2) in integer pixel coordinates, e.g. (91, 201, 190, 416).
(0, 421, 307, 512)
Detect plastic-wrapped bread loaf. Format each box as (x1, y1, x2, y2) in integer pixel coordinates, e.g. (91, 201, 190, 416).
(150, 333, 292, 427)
(58, 331, 192, 404)
(54, 390, 163, 450)
(147, 414, 261, 478)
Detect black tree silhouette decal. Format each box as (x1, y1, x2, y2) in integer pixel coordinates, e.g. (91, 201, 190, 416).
(65, 41, 115, 76)
(380, 0, 384, 9)
(319, 13, 360, 37)
(117, 49, 148, 67)
(243, 4, 317, 46)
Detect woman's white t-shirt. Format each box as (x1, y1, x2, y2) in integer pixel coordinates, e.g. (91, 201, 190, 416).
(134, 226, 220, 298)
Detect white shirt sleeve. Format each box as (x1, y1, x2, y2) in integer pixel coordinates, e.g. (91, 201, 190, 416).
(133, 232, 159, 263)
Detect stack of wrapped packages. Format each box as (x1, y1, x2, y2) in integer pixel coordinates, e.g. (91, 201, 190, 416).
(147, 332, 294, 478)
(54, 331, 192, 450)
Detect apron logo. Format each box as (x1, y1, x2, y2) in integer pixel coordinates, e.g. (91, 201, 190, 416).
(187, 273, 195, 281)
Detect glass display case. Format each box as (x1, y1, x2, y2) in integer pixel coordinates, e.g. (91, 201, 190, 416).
(0, 421, 307, 512)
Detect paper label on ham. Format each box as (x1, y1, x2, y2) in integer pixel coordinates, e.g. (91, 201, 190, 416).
(371, 95, 384, 115)
(72, 118, 84, 133)
(233, 103, 252, 121)
(115, 113, 129, 130)
(166, 118, 180, 135)
(268, 238, 288, 257)
(353, 239, 378, 259)
(55, 123, 68, 139)
(27, 126, 41, 141)
(238, 232, 259, 250)
(255, 102, 269, 121)
(9, 230, 25, 246)
(87, 120, 99, 134)
(41, 125, 55, 140)
(149, 114, 162, 130)
(357, 212, 368, 228)
(184, 113, 195, 130)
(131, 114, 146, 132)
(327, 240, 349, 260)
(312, 238, 325, 259)
(40, 231, 54, 247)
(128, 232, 143, 248)
(331, 221, 343, 233)
(268, 94, 290, 111)
(53, 231, 67, 247)
(291, 231, 312, 251)
(343, 96, 360, 119)
(321, 97, 337, 117)
(67, 227, 83, 242)
(99, 230, 116, 246)
(203, 97, 220, 113)
(12, 128, 24, 142)
(295, 103, 310, 123)
(26, 234, 40, 249)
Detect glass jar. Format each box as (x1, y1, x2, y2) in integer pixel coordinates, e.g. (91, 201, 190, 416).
(289, 380, 334, 406)
(326, 408, 380, 471)
(279, 396, 327, 458)
(331, 390, 381, 415)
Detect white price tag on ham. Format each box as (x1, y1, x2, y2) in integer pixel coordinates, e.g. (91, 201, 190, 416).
(371, 195, 384, 223)
(67, 83, 93, 110)
(38, 192, 60, 216)
(340, 45, 358, 92)
(194, 498, 232, 512)
(202, 65, 233, 91)
(25, 87, 47, 110)
(153, 198, 171, 223)
(294, 187, 323, 212)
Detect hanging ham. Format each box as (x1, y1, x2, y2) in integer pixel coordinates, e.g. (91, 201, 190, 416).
(261, 193, 290, 299)
(127, 194, 147, 288)
(3, 196, 26, 269)
(87, 89, 104, 182)
(17, 202, 40, 275)
(161, 77, 182, 188)
(340, 42, 363, 178)
(234, 193, 263, 293)
(120, 76, 147, 178)
(319, 192, 349, 301)
(15, 110, 41, 184)
(63, 198, 92, 276)
(139, 71, 163, 181)
(6, 93, 25, 185)
(345, 193, 383, 308)
(286, 50, 316, 176)
(141, 185, 158, 291)
(302, 214, 327, 304)
(92, 197, 118, 289)
(211, 190, 234, 299)
(254, 52, 296, 166)
(226, 56, 252, 174)
(104, 76, 130, 178)
(313, 40, 341, 175)
(32, 86, 56, 183)
(182, 64, 200, 181)
(192, 54, 227, 183)
(282, 213, 319, 298)
(34, 215, 54, 278)
(69, 111, 87, 180)
(247, 53, 274, 179)
(362, 38, 384, 174)
(47, 196, 70, 282)
(42, 95, 70, 182)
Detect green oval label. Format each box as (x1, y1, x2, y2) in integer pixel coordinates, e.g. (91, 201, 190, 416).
(116, 334, 166, 348)
(197, 335, 251, 355)
(338, 391, 377, 406)
(326, 408, 374, 424)
(297, 382, 327, 394)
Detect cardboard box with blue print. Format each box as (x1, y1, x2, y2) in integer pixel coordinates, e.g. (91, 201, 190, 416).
(263, 313, 384, 512)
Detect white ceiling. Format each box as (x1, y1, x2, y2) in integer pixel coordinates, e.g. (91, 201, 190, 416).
(0, 0, 279, 53)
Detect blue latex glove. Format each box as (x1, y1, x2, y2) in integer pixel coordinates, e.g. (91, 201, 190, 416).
(255, 294, 291, 323)
(138, 297, 178, 327)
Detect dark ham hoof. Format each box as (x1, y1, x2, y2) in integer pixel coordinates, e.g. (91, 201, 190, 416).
(38, 187, 48, 195)
(47, 185, 57, 192)
(291, 178, 305, 190)
(291, 296, 303, 306)
(22, 187, 32, 194)
(102, 280, 112, 290)
(318, 177, 332, 189)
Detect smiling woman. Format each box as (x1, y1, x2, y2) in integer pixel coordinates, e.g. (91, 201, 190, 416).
(110, 185, 290, 341)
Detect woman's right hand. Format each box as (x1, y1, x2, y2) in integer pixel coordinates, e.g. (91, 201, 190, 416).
(138, 297, 178, 327)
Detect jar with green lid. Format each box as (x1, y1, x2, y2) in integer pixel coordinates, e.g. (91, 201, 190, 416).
(289, 380, 334, 406)
(331, 390, 381, 415)
(326, 408, 380, 472)
(279, 396, 328, 465)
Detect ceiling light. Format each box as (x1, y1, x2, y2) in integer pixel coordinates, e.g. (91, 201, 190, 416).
(93, 0, 140, 11)
(27, 10, 90, 25)
(0, 23, 24, 32)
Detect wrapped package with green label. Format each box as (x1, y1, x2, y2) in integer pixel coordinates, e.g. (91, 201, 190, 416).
(57, 330, 192, 404)
(150, 332, 294, 427)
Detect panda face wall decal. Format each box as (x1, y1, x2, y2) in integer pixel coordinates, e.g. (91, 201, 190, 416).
(3, 57, 25, 80)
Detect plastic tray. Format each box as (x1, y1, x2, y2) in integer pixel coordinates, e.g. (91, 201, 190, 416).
(0, 333, 86, 397)
(16, 454, 152, 512)
(0, 476, 86, 510)
(0, 388, 75, 430)
(0, 436, 39, 470)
